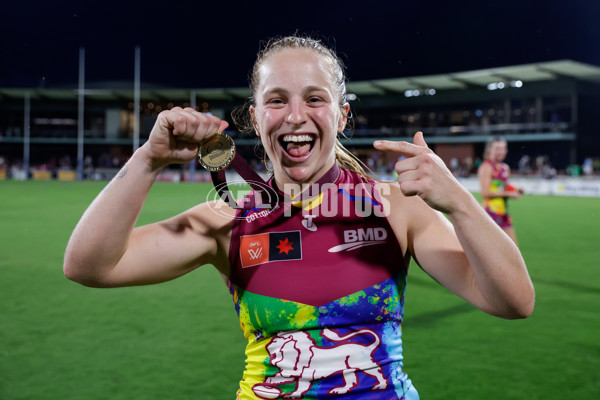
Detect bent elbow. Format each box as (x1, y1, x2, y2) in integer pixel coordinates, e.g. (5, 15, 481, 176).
(63, 261, 90, 286)
(63, 255, 111, 288)
(63, 262, 85, 285)
(520, 294, 536, 318)
(64, 267, 111, 288)
(63, 251, 85, 283)
(519, 285, 536, 318)
(504, 290, 535, 320)
(63, 255, 80, 282)
(507, 301, 534, 319)
(485, 286, 535, 320)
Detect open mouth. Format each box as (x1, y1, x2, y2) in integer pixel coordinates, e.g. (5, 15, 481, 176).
(279, 134, 316, 160)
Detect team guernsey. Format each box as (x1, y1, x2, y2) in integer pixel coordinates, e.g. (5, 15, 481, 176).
(227, 164, 419, 399)
(482, 159, 513, 228)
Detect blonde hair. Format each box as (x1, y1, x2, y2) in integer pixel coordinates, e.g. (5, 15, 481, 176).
(483, 136, 507, 160)
(232, 35, 372, 180)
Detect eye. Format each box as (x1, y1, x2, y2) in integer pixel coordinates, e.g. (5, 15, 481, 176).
(307, 97, 324, 105)
(264, 99, 285, 109)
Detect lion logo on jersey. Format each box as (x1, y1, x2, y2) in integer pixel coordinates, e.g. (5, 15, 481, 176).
(252, 328, 388, 399)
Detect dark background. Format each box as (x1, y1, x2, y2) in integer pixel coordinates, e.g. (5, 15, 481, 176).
(1, 0, 599, 89)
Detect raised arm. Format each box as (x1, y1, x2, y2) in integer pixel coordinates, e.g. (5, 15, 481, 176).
(374, 133, 534, 319)
(63, 108, 233, 288)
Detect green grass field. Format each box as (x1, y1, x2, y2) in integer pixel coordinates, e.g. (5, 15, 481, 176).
(1, 180, 598, 399)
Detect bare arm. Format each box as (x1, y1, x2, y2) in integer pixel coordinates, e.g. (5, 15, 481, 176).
(478, 161, 495, 198)
(375, 133, 534, 319)
(64, 108, 232, 287)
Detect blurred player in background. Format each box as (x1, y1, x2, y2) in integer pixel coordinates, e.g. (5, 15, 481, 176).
(478, 136, 524, 244)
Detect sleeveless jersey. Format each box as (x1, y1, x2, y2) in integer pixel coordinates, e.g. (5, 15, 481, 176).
(482, 159, 513, 228)
(228, 164, 419, 399)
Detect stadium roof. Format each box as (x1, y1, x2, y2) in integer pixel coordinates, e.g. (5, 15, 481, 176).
(346, 59, 600, 95)
(1, 60, 600, 102)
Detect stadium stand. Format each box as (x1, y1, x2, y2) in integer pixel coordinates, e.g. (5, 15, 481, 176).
(1, 60, 599, 181)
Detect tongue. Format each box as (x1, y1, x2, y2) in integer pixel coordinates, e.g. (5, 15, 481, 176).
(287, 142, 311, 158)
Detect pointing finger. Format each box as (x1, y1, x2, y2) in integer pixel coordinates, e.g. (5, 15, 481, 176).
(373, 139, 428, 158)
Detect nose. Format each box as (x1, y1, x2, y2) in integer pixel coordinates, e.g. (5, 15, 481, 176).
(286, 99, 307, 127)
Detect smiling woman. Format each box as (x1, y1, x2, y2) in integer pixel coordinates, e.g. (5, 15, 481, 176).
(249, 46, 347, 185)
(233, 36, 368, 183)
(63, 35, 534, 400)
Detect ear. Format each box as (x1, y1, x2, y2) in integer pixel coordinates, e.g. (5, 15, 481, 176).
(249, 105, 260, 136)
(338, 103, 350, 133)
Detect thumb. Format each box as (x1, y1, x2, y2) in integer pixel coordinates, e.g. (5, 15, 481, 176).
(219, 120, 230, 133)
(413, 131, 428, 148)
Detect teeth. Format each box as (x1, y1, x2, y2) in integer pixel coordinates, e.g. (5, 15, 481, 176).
(282, 135, 314, 143)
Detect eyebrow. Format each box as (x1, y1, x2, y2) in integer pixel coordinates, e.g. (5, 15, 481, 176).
(262, 85, 331, 97)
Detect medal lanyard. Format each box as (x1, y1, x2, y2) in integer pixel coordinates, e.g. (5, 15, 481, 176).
(198, 132, 281, 208)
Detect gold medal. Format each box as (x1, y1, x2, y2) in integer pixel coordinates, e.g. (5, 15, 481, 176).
(197, 132, 236, 171)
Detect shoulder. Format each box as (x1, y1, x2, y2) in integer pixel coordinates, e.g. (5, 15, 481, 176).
(184, 199, 237, 230)
(179, 200, 237, 276)
(478, 159, 492, 170)
(478, 160, 492, 176)
(374, 180, 441, 254)
(162, 199, 237, 244)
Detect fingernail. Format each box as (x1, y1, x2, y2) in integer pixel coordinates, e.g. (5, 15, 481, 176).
(374, 141, 381, 147)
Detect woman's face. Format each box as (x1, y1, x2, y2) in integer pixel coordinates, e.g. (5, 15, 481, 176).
(489, 140, 508, 162)
(250, 48, 348, 188)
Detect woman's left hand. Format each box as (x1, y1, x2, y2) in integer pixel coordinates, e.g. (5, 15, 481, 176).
(374, 132, 470, 214)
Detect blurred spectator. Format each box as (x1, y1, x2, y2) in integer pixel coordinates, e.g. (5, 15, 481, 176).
(535, 155, 545, 173)
(59, 155, 72, 169)
(474, 156, 482, 171)
(367, 152, 378, 171)
(518, 155, 531, 175)
(567, 164, 581, 176)
(582, 157, 594, 176)
(537, 155, 556, 179)
(458, 157, 473, 177)
(84, 155, 94, 178)
(84, 155, 94, 169)
(0, 156, 5, 179)
(99, 153, 111, 167)
(10, 161, 27, 180)
(449, 157, 460, 175)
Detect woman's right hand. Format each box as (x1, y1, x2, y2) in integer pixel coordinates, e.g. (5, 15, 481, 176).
(504, 184, 523, 199)
(504, 190, 523, 199)
(142, 107, 229, 170)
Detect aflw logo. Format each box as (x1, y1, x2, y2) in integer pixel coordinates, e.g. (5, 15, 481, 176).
(247, 242, 263, 260)
(240, 231, 302, 268)
(328, 227, 388, 252)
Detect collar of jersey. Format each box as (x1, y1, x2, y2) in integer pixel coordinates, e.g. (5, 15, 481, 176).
(269, 163, 341, 209)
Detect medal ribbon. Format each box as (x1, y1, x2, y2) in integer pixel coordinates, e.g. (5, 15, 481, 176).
(210, 154, 281, 208)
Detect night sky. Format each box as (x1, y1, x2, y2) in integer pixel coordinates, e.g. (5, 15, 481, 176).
(2, 0, 599, 89)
